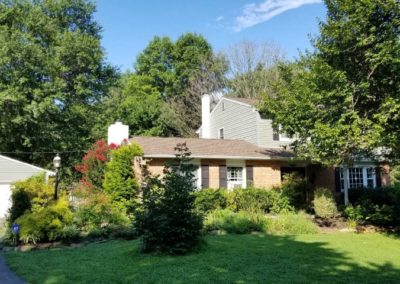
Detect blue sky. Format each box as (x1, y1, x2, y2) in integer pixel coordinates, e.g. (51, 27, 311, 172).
(95, 0, 326, 72)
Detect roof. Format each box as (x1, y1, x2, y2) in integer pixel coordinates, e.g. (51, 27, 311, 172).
(131, 136, 294, 160)
(0, 155, 55, 183)
(223, 97, 260, 107)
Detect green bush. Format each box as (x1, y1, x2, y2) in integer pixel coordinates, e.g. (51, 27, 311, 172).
(194, 188, 227, 213)
(8, 174, 53, 224)
(204, 209, 268, 234)
(15, 197, 73, 244)
(227, 188, 293, 214)
(313, 188, 339, 219)
(347, 187, 400, 226)
(265, 213, 318, 235)
(277, 173, 309, 210)
(73, 186, 130, 235)
(103, 143, 143, 215)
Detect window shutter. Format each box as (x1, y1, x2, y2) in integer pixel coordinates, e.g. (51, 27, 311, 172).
(219, 165, 227, 188)
(334, 167, 341, 192)
(201, 165, 209, 189)
(375, 167, 382, 188)
(246, 165, 254, 187)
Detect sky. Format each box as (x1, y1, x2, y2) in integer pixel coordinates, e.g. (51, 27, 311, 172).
(94, 0, 326, 72)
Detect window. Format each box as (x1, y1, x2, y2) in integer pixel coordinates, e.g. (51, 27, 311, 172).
(272, 124, 291, 142)
(227, 167, 242, 182)
(218, 128, 224, 139)
(339, 166, 377, 191)
(272, 125, 279, 141)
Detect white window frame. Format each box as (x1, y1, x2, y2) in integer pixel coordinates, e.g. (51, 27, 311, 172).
(340, 165, 377, 192)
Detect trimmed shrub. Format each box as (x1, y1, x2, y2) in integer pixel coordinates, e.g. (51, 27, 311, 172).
(103, 143, 143, 215)
(194, 188, 227, 213)
(313, 188, 339, 219)
(204, 209, 268, 234)
(227, 188, 293, 214)
(265, 213, 318, 235)
(15, 197, 73, 244)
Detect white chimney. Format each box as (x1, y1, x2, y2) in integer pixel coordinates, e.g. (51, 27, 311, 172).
(108, 122, 129, 145)
(201, 94, 211, 138)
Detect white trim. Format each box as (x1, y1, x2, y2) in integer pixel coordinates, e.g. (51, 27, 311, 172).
(209, 97, 253, 117)
(0, 155, 55, 176)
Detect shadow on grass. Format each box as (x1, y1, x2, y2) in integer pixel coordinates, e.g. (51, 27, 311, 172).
(4, 234, 400, 284)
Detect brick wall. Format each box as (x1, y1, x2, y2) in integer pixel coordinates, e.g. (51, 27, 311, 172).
(201, 159, 225, 188)
(307, 165, 336, 192)
(246, 160, 281, 188)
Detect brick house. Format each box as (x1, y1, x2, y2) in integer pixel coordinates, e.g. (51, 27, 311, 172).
(108, 94, 390, 199)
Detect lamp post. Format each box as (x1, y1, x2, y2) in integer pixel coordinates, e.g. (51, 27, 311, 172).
(53, 154, 61, 200)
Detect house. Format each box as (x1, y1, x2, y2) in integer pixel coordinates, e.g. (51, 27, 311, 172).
(0, 155, 54, 218)
(108, 94, 391, 197)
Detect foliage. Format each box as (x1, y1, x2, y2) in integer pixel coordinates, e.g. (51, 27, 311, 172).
(75, 139, 116, 190)
(8, 174, 53, 224)
(136, 143, 203, 255)
(391, 165, 400, 188)
(313, 188, 339, 219)
(345, 187, 400, 226)
(194, 188, 228, 213)
(0, 0, 117, 168)
(204, 209, 268, 234)
(228, 188, 293, 214)
(73, 185, 131, 235)
(265, 212, 318, 235)
(103, 143, 143, 215)
(278, 173, 309, 210)
(261, 0, 400, 165)
(15, 197, 73, 244)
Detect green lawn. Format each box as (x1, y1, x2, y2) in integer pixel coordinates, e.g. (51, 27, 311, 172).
(4, 233, 400, 284)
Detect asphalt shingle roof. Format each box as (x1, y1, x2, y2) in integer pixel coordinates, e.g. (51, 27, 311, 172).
(131, 136, 293, 160)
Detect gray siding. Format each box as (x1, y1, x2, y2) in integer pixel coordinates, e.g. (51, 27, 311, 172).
(257, 118, 292, 148)
(210, 99, 258, 144)
(0, 155, 53, 183)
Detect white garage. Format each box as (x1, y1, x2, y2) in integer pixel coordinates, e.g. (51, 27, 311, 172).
(0, 155, 54, 218)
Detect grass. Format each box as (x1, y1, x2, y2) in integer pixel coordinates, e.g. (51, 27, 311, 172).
(4, 233, 400, 284)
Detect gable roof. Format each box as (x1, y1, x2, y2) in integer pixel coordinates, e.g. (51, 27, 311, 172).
(0, 155, 55, 183)
(224, 97, 260, 107)
(131, 136, 293, 160)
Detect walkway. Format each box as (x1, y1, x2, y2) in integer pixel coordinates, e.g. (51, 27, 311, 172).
(0, 254, 25, 284)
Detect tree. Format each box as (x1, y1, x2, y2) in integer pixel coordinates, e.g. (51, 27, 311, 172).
(225, 40, 285, 99)
(261, 0, 400, 165)
(0, 0, 117, 168)
(136, 143, 203, 255)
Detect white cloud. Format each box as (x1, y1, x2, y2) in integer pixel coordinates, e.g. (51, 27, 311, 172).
(216, 15, 224, 22)
(234, 0, 322, 32)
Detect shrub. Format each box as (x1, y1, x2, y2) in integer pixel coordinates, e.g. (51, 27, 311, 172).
(103, 143, 143, 215)
(8, 174, 53, 223)
(136, 143, 203, 255)
(194, 188, 227, 213)
(75, 139, 117, 190)
(347, 187, 400, 226)
(278, 173, 309, 210)
(73, 186, 130, 235)
(227, 188, 293, 214)
(15, 197, 73, 244)
(204, 209, 267, 234)
(313, 188, 339, 219)
(265, 213, 318, 235)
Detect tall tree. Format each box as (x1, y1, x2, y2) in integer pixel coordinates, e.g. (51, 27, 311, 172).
(262, 0, 400, 165)
(0, 0, 117, 167)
